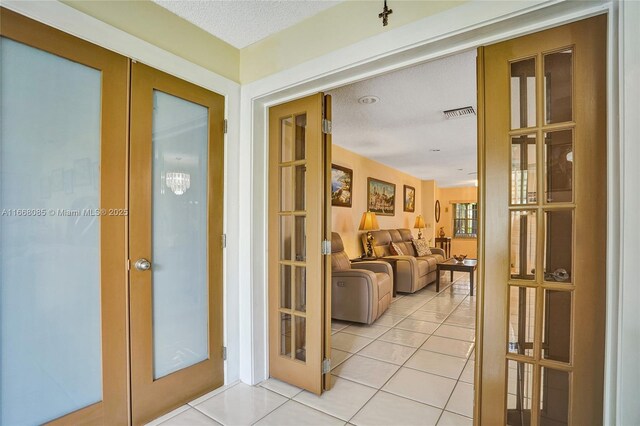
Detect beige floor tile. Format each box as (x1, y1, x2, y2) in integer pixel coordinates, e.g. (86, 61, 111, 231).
(332, 355, 400, 388)
(341, 323, 390, 339)
(293, 376, 377, 421)
(409, 310, 449, 323)
(146, 405, 190, 426)
(357, 340, 417, 365)
(259, 378, 303, 398)
(421, 336, 474, 359)
(332, 332, 374, 353)
(419, 304, 457, 315)
(331, 348, 353, 369)
(187, 383, 240, 407)
(332, 320, 351, 334)
(382, 368, 456, 408)
(373, 313, 404, 327)
(395, 318, 439, 334)
(350, 391, 442, 426)
(405, 350, 466, 379)
(386, 306, 418, 316)
(437, 411, 473, 426)
(434, 325, 476, 342)
(443, 318, 475, 329)
(160, 408, 221, 426)
(194, 383, 287, 425)
(378, 328, 429, 348)
(254, 400, 344, 426)
(459, 360, 474, 384)
(445, 382, 474, 418)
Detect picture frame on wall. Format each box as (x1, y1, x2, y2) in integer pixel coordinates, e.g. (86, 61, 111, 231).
(367, 177, 396, 216)
(403, 185, 416, 212)
(331, 164, 353, 207)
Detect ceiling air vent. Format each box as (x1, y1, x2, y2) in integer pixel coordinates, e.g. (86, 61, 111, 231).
(443, 106, 476, 119)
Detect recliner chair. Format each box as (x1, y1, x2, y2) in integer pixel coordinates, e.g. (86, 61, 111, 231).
(331, 232, 392, 324)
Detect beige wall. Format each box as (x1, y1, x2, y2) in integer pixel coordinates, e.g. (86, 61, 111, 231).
(62, 0, 240, 82)
(332, 145, 423, 259)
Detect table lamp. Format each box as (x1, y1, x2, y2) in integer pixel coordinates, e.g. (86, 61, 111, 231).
(414, 215, 426, 239)
(359, 211, 379, 258)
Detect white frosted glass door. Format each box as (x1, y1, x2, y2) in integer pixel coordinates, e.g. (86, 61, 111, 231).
(0, 37, 102, 425)
(152, 90, 209, 378)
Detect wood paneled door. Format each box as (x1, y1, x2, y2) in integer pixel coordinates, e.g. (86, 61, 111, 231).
(477, 14, 607, 425)
(268, 93, 333, 394)
(0, 8, 129, 425)
(129, 63, 225, 425)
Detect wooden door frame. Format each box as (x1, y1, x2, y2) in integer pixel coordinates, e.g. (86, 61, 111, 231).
(241, 2, 620, 422)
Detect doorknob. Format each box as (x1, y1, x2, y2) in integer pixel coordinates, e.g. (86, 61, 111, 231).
(134, 258, 151, 271)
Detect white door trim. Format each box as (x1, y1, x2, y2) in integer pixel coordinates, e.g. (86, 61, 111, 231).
(241, 1, 630, 423)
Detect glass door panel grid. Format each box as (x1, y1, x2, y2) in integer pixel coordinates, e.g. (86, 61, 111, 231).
(278, 114, 307, 363)
(506, 48, 574, 426)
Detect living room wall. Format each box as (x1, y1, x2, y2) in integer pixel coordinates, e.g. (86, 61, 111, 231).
(429, 185, 478, 258)
(332, 145, 423, 258)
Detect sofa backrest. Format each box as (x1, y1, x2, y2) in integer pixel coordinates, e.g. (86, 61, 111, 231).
(365, 228, 417, 257)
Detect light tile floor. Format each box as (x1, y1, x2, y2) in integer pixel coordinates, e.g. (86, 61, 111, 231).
(148, 272, 476, 426)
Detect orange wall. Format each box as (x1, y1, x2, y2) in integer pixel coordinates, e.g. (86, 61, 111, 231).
(332, 145, 423, 258)
(434, 186, 478, 258)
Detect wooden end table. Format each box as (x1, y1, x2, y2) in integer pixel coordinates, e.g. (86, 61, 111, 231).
(436, 258, 478, 296)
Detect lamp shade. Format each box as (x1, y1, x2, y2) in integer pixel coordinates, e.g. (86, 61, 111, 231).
(414, 215, 426, 229)
(358, 211, 380, 231)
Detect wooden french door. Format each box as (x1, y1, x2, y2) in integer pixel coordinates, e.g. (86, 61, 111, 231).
(477, 15, 607, 425)
(0, 8, 129, 425)
(129, 63, 225, 425)
(268, 93, 332, 394)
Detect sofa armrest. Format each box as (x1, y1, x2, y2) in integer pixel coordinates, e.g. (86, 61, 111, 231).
(353, 261, 393, 276)
(332, 269, 378, 324)
(429, 247, 446, 258)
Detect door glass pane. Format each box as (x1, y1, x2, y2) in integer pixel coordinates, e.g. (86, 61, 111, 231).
(295, 114, 306, 160)
(510, 58, 537, 129)
(545, 130, 573, 203)
(295, 165, 306, 211)
(294, 316, 306, 362)
(507, 360, 534, 426)
(540, 368, 569, 426)
(280, 265, 291, 309)
(295, 266, 306, 312)
(511, 135, 537, 204)
(280, 313, 292, 357)
(281, 116, 293, 162)
(280, 215, 293, 261)
(510, 211, 537, 280)
(508, 286, 536, 357)
(544, 210, 572, 283)
(0, 38, 102, 425)
(281, 166, 293, 211)
(544, 49, 573, 124)
(543, 290, 572, 363)
(295, 216, 306, 262)
(152, 90, 209, 379)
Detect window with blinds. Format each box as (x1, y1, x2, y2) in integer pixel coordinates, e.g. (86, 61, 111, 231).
(453, 203, 478, 238)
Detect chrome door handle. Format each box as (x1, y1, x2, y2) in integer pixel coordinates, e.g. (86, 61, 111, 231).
(134, 258, 151, 271)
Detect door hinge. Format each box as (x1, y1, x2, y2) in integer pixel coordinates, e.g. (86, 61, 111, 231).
(321, 239, 331, 255)
(322, 358, 331, 374)
(224, 119, 228, 134)
(322, 119, 332, 135)
(222, 346, 227, 360)
(222, 234, 227, 248)
(127, 259, 131, 271)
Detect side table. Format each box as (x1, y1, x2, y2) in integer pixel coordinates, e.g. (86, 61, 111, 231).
(435, 237, 452, 258)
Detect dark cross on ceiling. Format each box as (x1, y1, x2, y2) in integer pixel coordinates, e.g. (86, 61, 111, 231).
(378, 0, 393, 27)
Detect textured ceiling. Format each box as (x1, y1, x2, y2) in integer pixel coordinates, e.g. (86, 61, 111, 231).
(328, 50, 477, 188)
(153, 0, 343, 48)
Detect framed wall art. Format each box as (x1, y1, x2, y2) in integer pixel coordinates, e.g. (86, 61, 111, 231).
(403, 185, 416, 212)
(367, 177, 395, 216)
(331, 164, 353, 207)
